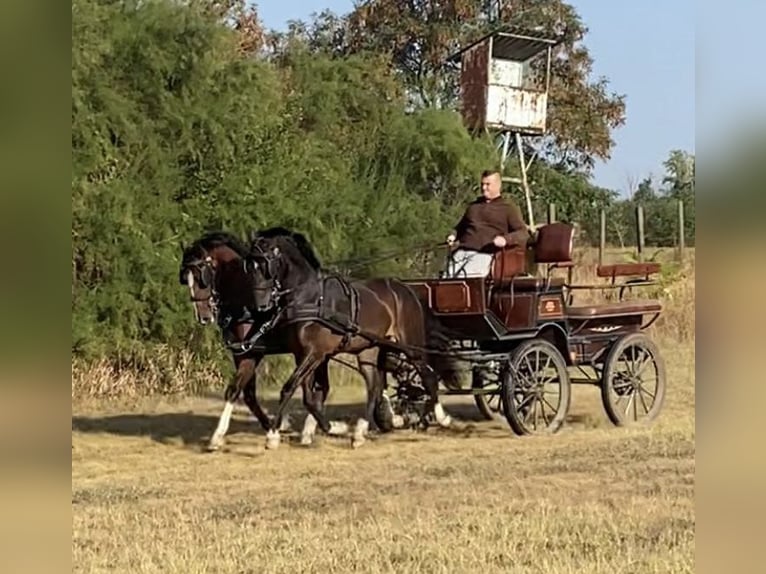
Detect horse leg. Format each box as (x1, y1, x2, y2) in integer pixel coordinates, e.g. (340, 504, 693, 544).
(208, 356, 258, 451)
(418, 361, 451, 428)
(266, 352, 323, 450)
(299, 359, 343, 445)
(350, 348, 384, 448)
(376, 349, 406, 430)
(240, 354, 274, 433)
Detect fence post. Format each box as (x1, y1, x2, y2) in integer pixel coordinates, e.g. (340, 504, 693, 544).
(635, 204, 645, 263)
(599, 209, 606, 267)
(547, 203, 556, 224)
(677, 199, 685, 262)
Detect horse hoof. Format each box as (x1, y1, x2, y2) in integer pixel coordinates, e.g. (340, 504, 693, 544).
(206, 438, 223, 452)
(438, 415, 453, 428)
(391, 415, 405, 429)
(300, 434, 314, 447)
(265, 430, 281, 450)
(351, 437, 365, 449)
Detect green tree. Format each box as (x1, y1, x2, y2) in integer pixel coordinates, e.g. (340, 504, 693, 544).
(287, 0, 626, 170)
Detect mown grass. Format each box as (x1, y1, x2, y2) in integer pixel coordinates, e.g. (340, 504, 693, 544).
(72, 332, 694, 573)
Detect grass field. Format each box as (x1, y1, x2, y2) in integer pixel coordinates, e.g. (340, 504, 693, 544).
(72, 247, 694, 572)
(72, 338, 694, 573)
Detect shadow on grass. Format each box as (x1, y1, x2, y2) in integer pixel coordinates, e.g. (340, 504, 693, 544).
(72, 397, 601, 449)
(71, 398, 370, 447)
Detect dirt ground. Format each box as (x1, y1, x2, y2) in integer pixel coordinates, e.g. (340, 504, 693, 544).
(72, 340, 694, 573)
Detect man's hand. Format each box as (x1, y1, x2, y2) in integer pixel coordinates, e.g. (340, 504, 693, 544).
(446, 233, 457, 246)
(493, 235, 507, 248)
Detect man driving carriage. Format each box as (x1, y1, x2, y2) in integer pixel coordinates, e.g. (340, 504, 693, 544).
(444, 169, 530, 278)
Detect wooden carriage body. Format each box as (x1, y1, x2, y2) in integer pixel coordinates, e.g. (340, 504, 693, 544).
(403, 222, 662, 367)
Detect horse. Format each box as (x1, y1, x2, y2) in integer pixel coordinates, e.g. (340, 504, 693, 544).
(245, 226, 459, 449)
(179, 231, 286, 451)
(179, 231, 360, 451)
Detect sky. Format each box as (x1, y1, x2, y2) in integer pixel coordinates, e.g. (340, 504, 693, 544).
(256, 1, 696, 195)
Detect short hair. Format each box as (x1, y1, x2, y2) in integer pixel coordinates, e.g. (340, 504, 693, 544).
(481, 169, 501, 179)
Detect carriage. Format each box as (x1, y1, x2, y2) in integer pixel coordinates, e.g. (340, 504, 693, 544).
(365, 27, 667, 435)
(182, 27, 665, 449)
(379, 221, 666, 436)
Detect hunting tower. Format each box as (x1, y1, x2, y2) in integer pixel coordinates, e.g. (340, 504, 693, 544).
(448, 26, 558, 226)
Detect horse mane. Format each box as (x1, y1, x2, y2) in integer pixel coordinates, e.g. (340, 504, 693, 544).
(252, 227, 322, 270)
(182, 231, 249, 264)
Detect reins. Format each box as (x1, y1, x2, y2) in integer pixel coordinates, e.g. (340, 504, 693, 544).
(324, 241, 448, 274)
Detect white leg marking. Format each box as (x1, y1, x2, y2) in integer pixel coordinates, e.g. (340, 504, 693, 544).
(300, 415, 318, 446)
(380, 394, 405, 429)
(328, 421, 350, 436)
(434, 402, 452, 427)
(208, 401, 234, 450)
(279, 414, 292, 432)
(352, 418, 370, 448)
(265, 429, 281, 450)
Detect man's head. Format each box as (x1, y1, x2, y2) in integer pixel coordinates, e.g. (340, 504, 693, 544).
(480, 170, 502, 201)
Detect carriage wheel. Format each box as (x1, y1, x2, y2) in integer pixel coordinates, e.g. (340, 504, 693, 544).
(501, 339, 571, 435)
(373, 361, 426, 431)
(472, 366, 503, 421)
(601, 333, 666, 426)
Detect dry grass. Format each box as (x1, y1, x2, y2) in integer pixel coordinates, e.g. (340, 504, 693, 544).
(72, 336, 694, 573)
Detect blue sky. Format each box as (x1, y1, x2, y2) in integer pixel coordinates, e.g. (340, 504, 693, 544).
(256, 1, 696, 194)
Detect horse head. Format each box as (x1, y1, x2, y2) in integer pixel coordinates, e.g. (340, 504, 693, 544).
(246, 227, 322, 313)
(179, 232, 250, 326)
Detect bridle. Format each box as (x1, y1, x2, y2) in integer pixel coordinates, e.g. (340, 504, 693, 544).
(246, 242, 291, 313)
(180, 255, 219, 320)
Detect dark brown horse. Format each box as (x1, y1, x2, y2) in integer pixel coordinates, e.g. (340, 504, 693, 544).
(179, 232, 289, 450)
(179, 231, 366, 450)
(246, 227, 458, 449)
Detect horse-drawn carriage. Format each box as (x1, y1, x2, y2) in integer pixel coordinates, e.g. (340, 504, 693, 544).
(379, 221, 666, 436)
(180, 222, 665, 450)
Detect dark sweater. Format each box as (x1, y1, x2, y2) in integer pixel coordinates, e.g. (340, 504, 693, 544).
(452, 195, 530, 253)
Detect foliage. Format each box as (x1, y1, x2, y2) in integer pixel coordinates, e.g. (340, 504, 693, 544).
(71, 0, 492, 362)
(71, 0, 693, 371)
(279, 0, 626, 170)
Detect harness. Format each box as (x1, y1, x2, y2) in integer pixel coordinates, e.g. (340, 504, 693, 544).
(281, 272, 361, 349)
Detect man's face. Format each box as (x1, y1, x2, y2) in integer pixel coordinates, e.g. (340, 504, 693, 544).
(481, 173, 501, 200)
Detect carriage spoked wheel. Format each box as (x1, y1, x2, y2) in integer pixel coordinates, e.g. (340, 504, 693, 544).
(501, 339, 571, 435)
(373, 360, 428, 432)
(472, 363, 503, 421)
(601, 333, 666, 426)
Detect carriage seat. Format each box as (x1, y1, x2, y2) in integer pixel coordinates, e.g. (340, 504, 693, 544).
(489, 221, 575, 289)
(567, 299, 662, 319)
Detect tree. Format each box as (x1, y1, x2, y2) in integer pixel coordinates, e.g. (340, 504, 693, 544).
(293, 0, 626, 170)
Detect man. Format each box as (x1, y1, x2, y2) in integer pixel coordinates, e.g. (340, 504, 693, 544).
(444, 170, 530, 278)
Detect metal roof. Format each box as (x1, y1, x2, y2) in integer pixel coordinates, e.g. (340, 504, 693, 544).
(447, 26, 559, 64)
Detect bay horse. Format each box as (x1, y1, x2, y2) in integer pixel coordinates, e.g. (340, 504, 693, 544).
(179, 231, 285, 450)
(179, 231, 360, 451)
(246, 227, 459, 449)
